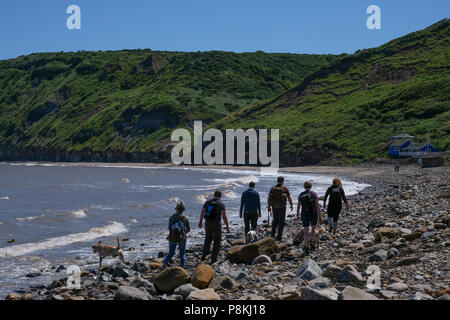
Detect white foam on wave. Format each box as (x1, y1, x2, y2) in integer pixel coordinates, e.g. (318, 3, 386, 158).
(67, 209, 88, 218)
(0, 197, 10, 201)
(0, 222, 127, 258)
(16, 215, 45, 222)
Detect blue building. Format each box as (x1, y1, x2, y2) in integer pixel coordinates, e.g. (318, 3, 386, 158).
(388, 134, 441, 157)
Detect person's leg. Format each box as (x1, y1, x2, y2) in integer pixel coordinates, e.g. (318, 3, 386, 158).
(333, 207, 342, 233)
(202, 223, 213, 259)
(244, 213, 251, 236)
(277, 208, 286, 241)
(250, 212, 258, 231)
(163, 241, 177, 266)
(302, 214, 311, 254)
(178, 241, 186, 268)
(271, 210, 279, 238)
(211, 223, 222, 263)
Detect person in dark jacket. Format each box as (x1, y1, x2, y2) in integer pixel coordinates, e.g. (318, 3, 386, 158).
(323, 178, 349, 234)
(198, 190, 230, 264)
(268, 176, 293, 242)
(162, 202, 190, 269)
(240, 181, 261, 236)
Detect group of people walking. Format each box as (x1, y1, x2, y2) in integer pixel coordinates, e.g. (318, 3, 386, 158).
(162, 176, 349, 268)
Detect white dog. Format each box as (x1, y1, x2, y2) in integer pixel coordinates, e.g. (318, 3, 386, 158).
(246, 230, 258, 244)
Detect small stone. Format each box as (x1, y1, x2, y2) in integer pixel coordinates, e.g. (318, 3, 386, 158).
(252, 255, 272, 266)
(186, 288, 220, 300)
(395, 256, 419, 266)
(387, 282, 408, 292)
(369, 249, 387, 262)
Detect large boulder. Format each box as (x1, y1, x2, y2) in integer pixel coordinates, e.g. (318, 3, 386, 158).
(338, 286, 378, 300)
(186, 288, 220, 300)
(296, 258, 323, 281)
(153, 267, 190, 293)
(115, 286, 151, 300)
(191, 264, 214, 289)
(300, 287, 339, 300)
(227, 237, 279, 264)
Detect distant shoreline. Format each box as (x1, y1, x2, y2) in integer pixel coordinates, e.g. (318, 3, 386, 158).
(0, 161, 391, 178)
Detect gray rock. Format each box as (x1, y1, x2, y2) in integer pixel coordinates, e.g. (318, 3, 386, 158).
(338, 265, 364, 283)
(308, 277, 331, 289)
(412, 291, 433, 300)
(251, 255, 272, 265)
(323, 264, 342, 279)
(110, 265, 129, 279)
(369, 249, 387, 262)
(380, 290, 398, 298)
(132, 262, 150, 273)
(387, 248, 400, 258)
(437, 294, 450, 300)
(301, 287, 339, 300)
(115, 286, 151, 300)
(296, 258, 323, 281)
(174, 284, 199, 299)
(338, 286, 378, 300)
(387, 282, 408, 292)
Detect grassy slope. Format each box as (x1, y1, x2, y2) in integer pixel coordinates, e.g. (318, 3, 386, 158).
(0, 50, 335, 154)
(214, 19, 450, 164)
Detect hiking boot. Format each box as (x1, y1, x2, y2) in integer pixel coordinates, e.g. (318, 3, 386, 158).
(201, 254, 206, 261)
(328, 226, 333, 233)
(310, 241, 316, 251)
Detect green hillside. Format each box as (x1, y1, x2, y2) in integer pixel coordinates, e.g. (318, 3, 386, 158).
(214, 19, 450, 165)
(0, 50, 334, 161)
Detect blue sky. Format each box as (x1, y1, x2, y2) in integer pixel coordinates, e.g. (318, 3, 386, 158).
(0, 0, 448, 60)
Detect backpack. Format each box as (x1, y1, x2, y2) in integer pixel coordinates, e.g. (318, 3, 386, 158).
(300, 191, 315, 215)
(170, 215, 186, 242)
(329, 186, 342, 207)
(269, 186, 287, 209)
(204, 199, 221, 220)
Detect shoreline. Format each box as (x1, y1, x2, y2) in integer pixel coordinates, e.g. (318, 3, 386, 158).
(2, 163, 449, 300)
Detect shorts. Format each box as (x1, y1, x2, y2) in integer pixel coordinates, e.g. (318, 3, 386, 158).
(301, 211, 318, 227)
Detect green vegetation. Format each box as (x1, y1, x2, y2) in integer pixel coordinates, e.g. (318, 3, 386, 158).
(215, 19, 450, 164)
(0, 50, 334, 155)
(0, 19, 448, 164)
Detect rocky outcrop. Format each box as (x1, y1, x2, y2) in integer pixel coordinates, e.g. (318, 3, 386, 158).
(226, 237, 279, 264)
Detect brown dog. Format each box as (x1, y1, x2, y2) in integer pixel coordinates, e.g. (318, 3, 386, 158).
(92, 237, 125, 268)
(313, 226, 326, 249)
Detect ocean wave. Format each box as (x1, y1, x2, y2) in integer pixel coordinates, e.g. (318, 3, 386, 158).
(205, 174, 260, 187)
(0, 197, 10, 201)
(16, 215, 46, 222)
(0, 222, 127, 257)
(67, 209, 88, 218)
